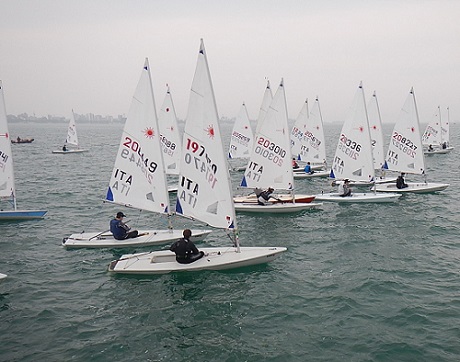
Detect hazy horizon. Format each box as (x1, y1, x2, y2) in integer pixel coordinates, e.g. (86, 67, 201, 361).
(1, 0, 459, 124)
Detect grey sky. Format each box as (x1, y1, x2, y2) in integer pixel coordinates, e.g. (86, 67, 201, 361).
(1, 0, 458, 123)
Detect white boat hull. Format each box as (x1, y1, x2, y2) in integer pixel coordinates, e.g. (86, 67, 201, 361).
(234, 202, 322, 213)
(0, 210, 47, 220)
(233, 193, 316, 204)
(108, 246, 287, 274)
(52, 149, 88, 154)
(315, 192, 401, 203)
(0, 273, 7, 281)
(374, 182, 449, 193)
(424, 147, 454, 155)
(62, 229, 212, 249)
(293, 171, 330, 179)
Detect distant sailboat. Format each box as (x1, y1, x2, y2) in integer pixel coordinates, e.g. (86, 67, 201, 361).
(422, 106, 454, 154)
(291, 97, 329, 179)
(158, 85, 182, 175)
(228, 102, 254, 171)
(52, 111, 88, 154)
(0, 80, 47, 220)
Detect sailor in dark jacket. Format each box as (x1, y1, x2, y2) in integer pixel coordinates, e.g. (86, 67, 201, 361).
(170, 229, 205, 264)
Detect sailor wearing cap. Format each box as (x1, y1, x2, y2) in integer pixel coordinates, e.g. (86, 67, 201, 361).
(110, 212, 139, 240)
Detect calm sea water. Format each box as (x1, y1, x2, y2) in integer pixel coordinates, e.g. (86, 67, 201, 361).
(1, 121, 459, 362)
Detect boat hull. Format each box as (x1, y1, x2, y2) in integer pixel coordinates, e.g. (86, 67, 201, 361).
(62, 229, 212, 249)
(11, 138, 34, 144)
(0, 210, 47, 220)
(293, 171, 330, 179)
(108, 246, 287, 274)
(234, 202, 322, 213)
(424, 147, 454, 155)
(0, 273, 7, 281)
(52, 149, 88, 154)
(374, 182, 449, 193)
(315, 192, 401, 203)
(233, 193, 316, 204)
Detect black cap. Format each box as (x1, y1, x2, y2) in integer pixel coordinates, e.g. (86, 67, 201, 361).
(116, 212, 126, 218)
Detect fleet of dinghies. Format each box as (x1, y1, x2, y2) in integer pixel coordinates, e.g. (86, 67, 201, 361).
(0, 81, 47, 220)
(315, 82, 401, 203)
(2, 39, 454, 277)
(62, 58, 212, 249)
(235, 78, 321, 213)
(107, 40, 287, 274)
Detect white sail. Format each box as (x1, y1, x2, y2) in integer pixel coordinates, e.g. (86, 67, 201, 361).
(421, 106, 442, 147)
(384, 88, 425, 175)
(65, 111, 79, 146)
(175, 39, 236, 230)
(367, 91, 386, 170)
(291, 97, 326, 165)
(228, 102, 253, 159)
(105, 58, 170, 214)
(255, 80, 273, 135)
(290, 99, 309, 161)
(330, 83, 374, 182)
(241, 79, 294, 191)
(158, 86, 182, 175)
(0, 81, 16, 205)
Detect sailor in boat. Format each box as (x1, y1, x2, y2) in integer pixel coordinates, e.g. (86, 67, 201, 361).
(442, 142, 447, 149)
(303, 162, 315, 175)
(257, 187, 282, 205)
(16, 136, 21, 143)
(110, 212, 139, 240)
(428, 144, 434, 152)
(338, 179, 352, 197)
(170, 229, 204, 264)
(292, 158, 299, 169)
(62, 144, 67, 152)
(396, 173, 408, 189)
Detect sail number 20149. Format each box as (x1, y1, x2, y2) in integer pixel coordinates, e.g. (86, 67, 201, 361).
(122, 137, 157, 173)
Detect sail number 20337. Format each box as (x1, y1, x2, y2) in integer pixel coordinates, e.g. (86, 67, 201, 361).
(122, 137, 157, 173)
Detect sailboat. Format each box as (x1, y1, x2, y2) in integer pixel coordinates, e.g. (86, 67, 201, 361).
(108, 40, 286, 274)
(374, 88, 449, 193)
(158, 85, 182, 175)
(422, 106, 454, 154)
(228, 102, 254, 171)
(52, 111, 88, 154)
(235, 79, 321, 212)
(366, 91, 396, 184)
(291, 97, 329, 179)
(315, 83, 401, 203)
(158, 85, 181, 193)
(0, 81, 47, 220)
(62, 59, 211, 248)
